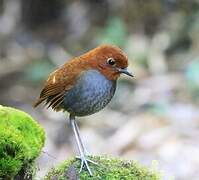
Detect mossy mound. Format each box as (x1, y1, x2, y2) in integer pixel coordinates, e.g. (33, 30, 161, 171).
(0, 105, 45, 179)
(45, 156, 161, 180)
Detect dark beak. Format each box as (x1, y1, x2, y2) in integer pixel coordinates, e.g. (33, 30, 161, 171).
(117, 68, 134, 77)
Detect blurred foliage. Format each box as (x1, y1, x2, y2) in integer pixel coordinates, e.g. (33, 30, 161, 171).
(24, 59, 55, 83)
(96, 17, 127, 47)
(186, 58, 199, 99)
(147, 103, 169, 116)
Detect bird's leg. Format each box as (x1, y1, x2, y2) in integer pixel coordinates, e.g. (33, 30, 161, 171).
(73, 120, 98, 165)
(73, 119, 88, 155)
(69, 114, 96, 176)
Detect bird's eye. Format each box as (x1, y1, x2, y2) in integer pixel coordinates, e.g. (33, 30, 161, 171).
(107, 58, 116, 66)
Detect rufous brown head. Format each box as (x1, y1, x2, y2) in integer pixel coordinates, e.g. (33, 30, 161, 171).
(83, 45, 133, 80)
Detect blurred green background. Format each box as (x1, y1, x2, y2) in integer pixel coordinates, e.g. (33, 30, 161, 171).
(0, 0, 199, 179)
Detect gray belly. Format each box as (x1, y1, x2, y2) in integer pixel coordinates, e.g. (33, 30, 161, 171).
(62, 70, 116, 116)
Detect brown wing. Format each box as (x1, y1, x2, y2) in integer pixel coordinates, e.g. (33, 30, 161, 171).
(33, 60, 83, 111)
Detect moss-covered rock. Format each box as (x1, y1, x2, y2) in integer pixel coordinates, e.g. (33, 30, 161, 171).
(45, 156, 161, 180)
(0, 105, 45, 179)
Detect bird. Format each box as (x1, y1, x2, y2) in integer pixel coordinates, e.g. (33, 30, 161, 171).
(34, 44, 133, 176)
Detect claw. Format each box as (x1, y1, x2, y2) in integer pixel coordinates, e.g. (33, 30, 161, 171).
(79, 159, 84, 173)
(76, 156, 98, 165)
(78, 155, 93, 176)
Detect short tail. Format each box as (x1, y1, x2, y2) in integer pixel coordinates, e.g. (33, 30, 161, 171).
(33, 98, 46, 108)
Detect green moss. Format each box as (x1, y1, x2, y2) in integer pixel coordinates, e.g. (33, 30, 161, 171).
(45, 156, 161, 180)
(0, 105, 45, 179)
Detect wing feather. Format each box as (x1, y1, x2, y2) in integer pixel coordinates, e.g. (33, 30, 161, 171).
(33, 63, 81, 111)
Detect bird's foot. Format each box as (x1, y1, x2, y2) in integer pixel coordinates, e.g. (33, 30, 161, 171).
(76, 156, 98, 165)
(76, 155, 98, 176)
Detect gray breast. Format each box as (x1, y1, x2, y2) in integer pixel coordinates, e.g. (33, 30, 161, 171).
(62, 70, 116, 116)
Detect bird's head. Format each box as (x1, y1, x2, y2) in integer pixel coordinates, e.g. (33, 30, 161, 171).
(85, 45, 133, 80)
